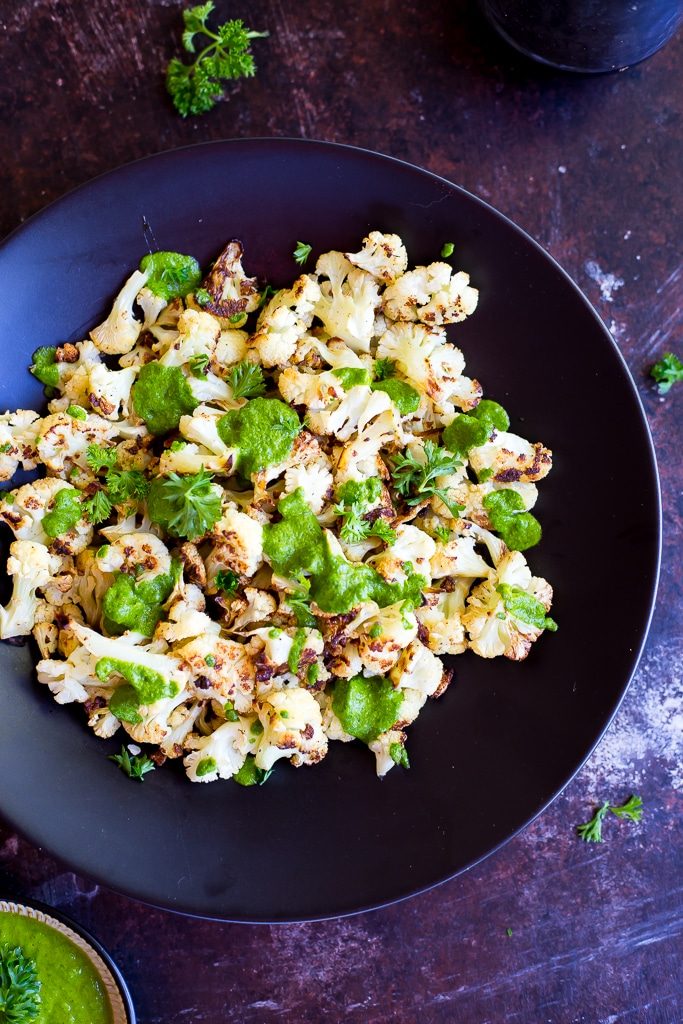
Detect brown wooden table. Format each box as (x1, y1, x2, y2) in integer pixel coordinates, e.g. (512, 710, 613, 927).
(1, 3, 681, 1021)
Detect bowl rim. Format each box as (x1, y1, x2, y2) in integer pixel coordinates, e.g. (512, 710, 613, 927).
(0, 896, 136, 1021)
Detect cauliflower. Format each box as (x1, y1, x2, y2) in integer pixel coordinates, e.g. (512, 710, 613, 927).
(156, 595, 221, 643)
(147, 299, 183, 352)
(70, 620, 184, 684)
(97, 532, 172, 581)
(254, 687, 328, 770)
(463, 550, 555, 660)
(36, 411, 117, 473)
(369, 523, 435, 585)
(158, 441, 232, 476)
(184, 720, 249, 782)
(0, 541, 61, 638)
(224, 587, 277, 631)
(214, 329, 248, 369)
(382, 262, 478, 325)
(468, 431, 553, 484)
(176, 635, 255, 710)
(136, 285, 167, 329)
(390, 640, 447, 696)
(283, 460, 333, 514)
(345, 231, 408, 284)
(207, 508, 264, 579)
(1, 478, 78, 543)
(70, 548, 114, 626)
(277, 367, 344, 410)
(158, 308, 221, 368)
(179, 406, 234, 456)
(313, 251, 380, 353)
(416, 583, 470, 655)
(159, 701, 203, 757)
(90, 269, 149, 354)
(250, 275, 321, 367)
(368, 728, 408, 777)
(0, 410, 41, 481)
(36, 643, 102, 704)
(358, 601, 418, 675)
(87, 363, 137, 420)
(124, 687, 190, 746)
(430, 531, 492, 580)
(375, 322, 447, 395)
(196, 240, 260, 325)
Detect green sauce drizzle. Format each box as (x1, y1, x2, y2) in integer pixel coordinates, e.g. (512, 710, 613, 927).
(217, 398, 301, 478)
(442, 399, 510, 456)
(132, 362, 198, 435)
(371, 378, 420, 414)
(96, 656, 178, 705)
(332, 367, 372, 388)
(139, 251, 202, 300)
(43, 488, 81, 539)
(287, 628, 308, 674)
(332, 675, 404, 744)
(196, 757, 217, 778)
(102, 570, 176, 638)
(482, 489, 542, 552)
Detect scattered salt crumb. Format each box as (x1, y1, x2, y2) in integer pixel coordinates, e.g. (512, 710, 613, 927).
(636, 254, 641, 261)
(584, 260, 625, 302)
(620, 144, 627, 150)
(558, 165, 567, 174)
(127, 743, 141, 755)
(609, 319, 626, 340)
(623, 230, 632, 240)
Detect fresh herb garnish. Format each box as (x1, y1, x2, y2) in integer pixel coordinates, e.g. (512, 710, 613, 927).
(293, 241, 312, 266)
(109, 745, 156, 781)
(147, 467, 221, 540)
(440, 242, 455, 258)
(189, 353, 210, 379)
(334, 500, 396, 545)
(257, 284, 278, 309)
(0, 944, 41, 1024)
(650, 352, 683, 395)
(286, 576, 317, 627)
(86, 444, 117, 472)
(82, 490, 113, 526)
(228, 360, 266, 400)
(233, 754, 272, 786)
(215, 568, 239, 594)
(576, 795, 643, 842)
(433, 524, 450, 544)
(84, 444, 149, 522)
(373, 357, 397, 381)
(389, 742, 410, 768)
(166, 3, 268, 118)
(391, 440, 463, 516)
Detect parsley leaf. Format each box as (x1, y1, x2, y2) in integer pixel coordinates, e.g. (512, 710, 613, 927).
(147, 467, 221, 539)
(441, 242, 455, 258)
(576, 800, 610, 842)
(258, 283, 278, 309)
(0, 943, 41, 1024)
(389, 742, 410, 768)
(650, 352, 683, 394)
(83, 490, 113, 525)
(109, 745, 156, 781)
(576, 795, 644, 842)
(106, 468, 149, 505)
(166, 4, 268, 118)
(189, 353, 210, 379)
(293, 241, 312, 266)
(334, 500, 396, 545)
(374, 357, 396, 381)
(391, 440, 463, 516)
(609, 794, 644, 822)
(228, 360, 266, 400)
(215, 568, 239, 594)
(86, 443, 117, 472)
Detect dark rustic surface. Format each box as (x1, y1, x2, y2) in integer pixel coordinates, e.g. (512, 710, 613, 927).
(1, 2, 681, 1021)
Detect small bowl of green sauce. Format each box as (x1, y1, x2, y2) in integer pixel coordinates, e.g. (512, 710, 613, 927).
(0, 898, 135, 1024)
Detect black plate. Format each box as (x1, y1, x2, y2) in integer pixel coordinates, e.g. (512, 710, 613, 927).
(0, 140, 660, 922)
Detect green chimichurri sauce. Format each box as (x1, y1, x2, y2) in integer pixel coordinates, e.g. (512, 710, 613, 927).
(0, 913, 114, 1024)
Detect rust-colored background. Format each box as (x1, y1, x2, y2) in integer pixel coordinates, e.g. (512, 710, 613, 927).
(1, 2, 681, 1021)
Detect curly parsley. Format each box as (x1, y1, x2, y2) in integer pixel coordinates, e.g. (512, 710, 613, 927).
(228, 360, 266, 400)
(391, 440, 463, 516)
(109, 745, 156, 782)
(650, 352, 683, 395)
(166, 3, 268, 118)
(576, 794, 644, 842)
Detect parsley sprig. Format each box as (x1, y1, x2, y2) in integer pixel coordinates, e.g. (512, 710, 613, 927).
(286, 576, 317, 627)
(0, 944, 41, 1024)
(391, 440, 463, 516)
(576, 794, 643, 842)
(166, 3, 268, 118)
(109, 745, 156, 782)
(293, 241, 312, 266)
(334, 500, 396, 545)
(147, 467, 221, 540)
(650, 352, 683, 395)
(228, 360, 266, 400)
(84, 444, 149, 524)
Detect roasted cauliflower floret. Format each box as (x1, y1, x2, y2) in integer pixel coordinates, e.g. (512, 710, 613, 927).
(0, 541, 61, 638)
(382, 262, 478, 325)
(184, 719, 250, 782)
(390, 640, 448, 696)
(87, 363, 137, 420)
(313, 251, 380, 353)
(159, 308, 221, 368)
(255, 687, 328, 770)
(97, 532, 172, 581)
(177, 635, 255, 710)
(0, 410, 41, 481)
(90, 269, 149, 354)
(468, 431, 553, 484)
(463, 550, 556, 660)
(250, 275, 321, 367)
(415, 583, 470, 656)
(36, 411, 117, 473)
(345, 231, 408, 284)
(207, 508, 264, 580)
(357, 601, 418, 674)
(196, 240, 260, 325)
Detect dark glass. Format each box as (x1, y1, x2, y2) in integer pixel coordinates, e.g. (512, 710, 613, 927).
(481, 0, 683, 72)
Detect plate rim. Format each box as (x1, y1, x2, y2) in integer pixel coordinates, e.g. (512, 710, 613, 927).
(0, 137, 662, 922)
